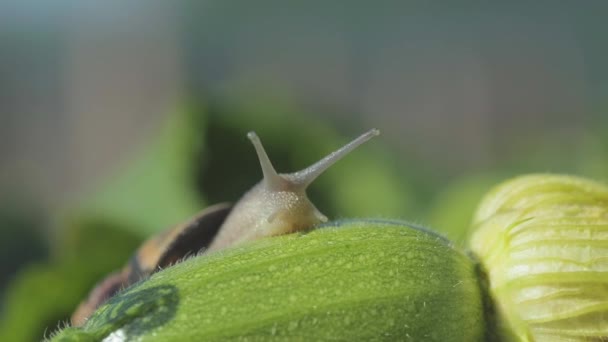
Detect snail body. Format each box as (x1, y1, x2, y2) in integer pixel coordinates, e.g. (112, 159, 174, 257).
(207, 129, 379, 251)
(71, 129, 379, 326)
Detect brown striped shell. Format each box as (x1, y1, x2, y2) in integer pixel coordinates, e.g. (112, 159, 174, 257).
(70, 203, 231, 326)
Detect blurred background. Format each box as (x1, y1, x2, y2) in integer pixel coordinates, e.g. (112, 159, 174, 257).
(2, 1, 608, 340)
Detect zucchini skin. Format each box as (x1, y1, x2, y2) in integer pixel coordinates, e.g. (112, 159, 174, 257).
(53, 220, 486, 341)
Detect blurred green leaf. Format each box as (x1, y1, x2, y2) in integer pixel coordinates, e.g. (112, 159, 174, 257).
(78, 106, 205, 237)
(0, 219, 140, 342)
(426, 174, 502, 244)
(0, 200, 48, 298)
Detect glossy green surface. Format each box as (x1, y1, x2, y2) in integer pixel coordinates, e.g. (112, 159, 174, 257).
(52, 220, 485, 341)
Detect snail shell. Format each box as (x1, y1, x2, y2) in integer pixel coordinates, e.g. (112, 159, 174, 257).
(70, 203, 231, 326)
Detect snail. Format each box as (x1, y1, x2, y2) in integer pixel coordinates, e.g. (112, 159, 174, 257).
(70, 128, 380, 326)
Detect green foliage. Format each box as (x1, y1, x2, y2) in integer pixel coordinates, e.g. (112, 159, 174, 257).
(426, 174, 503, 244)
(0, 261, 104, 342)
(1, 107, 203, 341)
(0, 220, 141, 342)
(0, 201, 48, 297)
(79, 106, 205, 237)
(51, 220, 486, 341)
